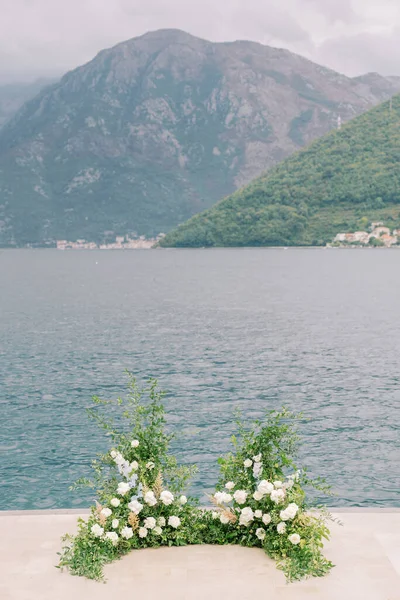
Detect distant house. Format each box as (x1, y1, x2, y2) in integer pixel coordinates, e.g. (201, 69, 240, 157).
(370, 227, 391, 238)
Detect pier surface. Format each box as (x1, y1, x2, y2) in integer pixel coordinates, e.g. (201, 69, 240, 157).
(0, 510, 399, 600)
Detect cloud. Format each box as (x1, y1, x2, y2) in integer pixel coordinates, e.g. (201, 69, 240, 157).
(0, 0, 399, 82)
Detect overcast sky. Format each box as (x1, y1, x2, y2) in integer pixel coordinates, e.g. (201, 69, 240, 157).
(1, 0, 400, 83)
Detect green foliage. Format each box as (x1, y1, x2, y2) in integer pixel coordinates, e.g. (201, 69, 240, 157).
(160, 95, 400, 247)
(58, 377, 333, 583)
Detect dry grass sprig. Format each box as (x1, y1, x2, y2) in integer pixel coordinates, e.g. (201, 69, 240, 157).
(153, 472, 163, 499)
(94, 502, 107, 525)
(208, 494, 237, 523)
(128, 512, 139, 530)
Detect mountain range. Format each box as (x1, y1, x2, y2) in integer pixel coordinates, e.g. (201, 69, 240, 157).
(1, 29, 400, 247)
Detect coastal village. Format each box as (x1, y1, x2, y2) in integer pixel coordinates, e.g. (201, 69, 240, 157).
(56, 234, 164, 250)
(330, 222, 400, 247)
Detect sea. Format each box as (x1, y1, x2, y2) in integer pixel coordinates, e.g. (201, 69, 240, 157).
(0, 248, 399, 510)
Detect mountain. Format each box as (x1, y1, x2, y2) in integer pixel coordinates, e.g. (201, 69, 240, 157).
(160, 95, 400, 248)
(1, 29, 400, 247)
(0, 79, 55, 129)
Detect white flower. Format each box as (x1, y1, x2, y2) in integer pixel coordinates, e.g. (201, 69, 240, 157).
(100, 507, 112, 518)
(90, 524, 104, 537)
(220, 513, 230, 524)
(283, 479, 294, 490)
(289, 533, 301, 545)
(146, 461, 155, 470)
(144, 517, 157, 530)
(153, 526, 163, 535)
(253, 491, 263, 501)
(253, 453, 262, 462)
(253, 462, 263, 477)
(128, 499, 143, 514)
(105, 531, 119, 545)
(114, 453, 125, 466)
(239, 507, 254, 526)
(110, 450, 117, 459)
(270, 489, 285, 504)
(179, 495, 188, 505)
(158, 517, 166, 526)
(274, 481, 284, 489)
(144, 491, 157, 506)
(254, 510, 262, 518)
(130, 461, 139, 472)
(131, 440, 140, 448)
(160, 490, 174, 506)
(212, 511, 219, 519)
(121, 526, 133, 540)
(233, 490, 247, 505)
(110, 498, 120, 508)
(262, 513, 272, 525)
(138, 527, 148, 538)
(214, 491, 232, 504)
(117, 482, 130, 496)
(277, 522, 287, 534)
(168, 516, 181, 529)
(280, 503, 299, 521)
(257, 480, 274, 495)
(225, 482, 235, 490)
(256, 528, 266, 541)
(112, 519, 119, 529)
(244, 459, 253, 468)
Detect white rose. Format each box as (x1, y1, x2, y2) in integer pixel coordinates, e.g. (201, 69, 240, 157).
(138, 527, 148, 538)
(160, 490, 174, 506)
(253, 454, 262, 462)
(254, 510, 262, 518)
(289, 533, 301, 545)
(105, 531, 119, 545)
(144, 517, 157, 530)
(256, 528, 266, 540)
(130, 461, 139, 471)
(253, 462, 263, 477)
(110, 498, 120, 507)
(153, 526, 163, 535)
(262, 513, 272, 525)
(112, 519, 119, 529)
(225, 482, 235, 490)
(280, 503, 298, 521)
(158, 517, 166, 526)
(277, 522, 286, 534)
(253, 491, 263, 501)
(244, 459, 253, 468)
(284, 479, 294, 490)
(131, 440, 140, 448)
(257, 480, 274, 495)
(274, 481, 283, 489)
(179, 495, 188, 505)
(90, 524, 104, 537)
(270, 489, 285, 504)
(144, 491, 157, 506)
(100, 507, 112, 518)
(239, 507, 254, 526)
(121, 526, 133, 540)
(168, 516, 181, 529)
(117, 482, 130, 496)
(146, 461, 155, 470)
(220, 513, 230, 524)
(128, 499, 143, 514)
(214, 491, 232, 504)
(233, 490, 247, 505)
(110, 450, 117, 459)
(212, 511, 219, 519)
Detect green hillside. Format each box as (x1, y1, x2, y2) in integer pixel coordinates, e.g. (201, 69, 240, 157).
(160, 96, 400, 247)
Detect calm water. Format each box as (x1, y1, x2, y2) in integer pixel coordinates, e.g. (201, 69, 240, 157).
(0, 248, 399, 510)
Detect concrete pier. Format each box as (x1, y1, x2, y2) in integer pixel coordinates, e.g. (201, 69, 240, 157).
(0, 510, 399, 600)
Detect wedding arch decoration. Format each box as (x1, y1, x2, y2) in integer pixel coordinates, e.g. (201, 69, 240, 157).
(58, 375, 334, 582)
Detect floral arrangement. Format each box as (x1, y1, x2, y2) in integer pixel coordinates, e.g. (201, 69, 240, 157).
(58, 376, 334, 582)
